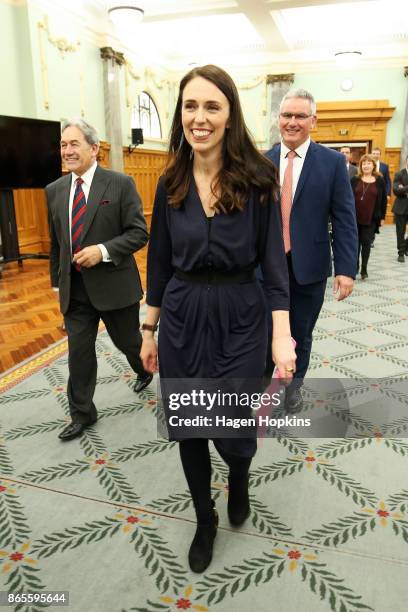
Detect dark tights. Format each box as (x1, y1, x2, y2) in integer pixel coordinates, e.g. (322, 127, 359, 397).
(357, 222, 377, 274)
(179, 439, 251, 524)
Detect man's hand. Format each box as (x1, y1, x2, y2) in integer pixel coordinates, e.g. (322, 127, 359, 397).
(333, 275, 354, 301)
(73, 245, 103, 268)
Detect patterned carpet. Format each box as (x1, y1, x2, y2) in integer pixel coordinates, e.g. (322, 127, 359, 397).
(0, 226, 407, 612)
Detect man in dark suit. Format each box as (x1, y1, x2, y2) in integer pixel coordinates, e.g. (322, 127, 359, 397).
(371, 148, 391, 196)
(370, 148, 391, 248)
(392, 156, 408, 262)
(265, 90, 358, 410)
(47, 119, 150, 441)
(340, 146, 357, 179)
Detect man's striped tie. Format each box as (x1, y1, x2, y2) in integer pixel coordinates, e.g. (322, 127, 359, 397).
(71, 177, 86, 270)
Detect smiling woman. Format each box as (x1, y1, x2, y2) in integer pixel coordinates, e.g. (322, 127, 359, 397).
(182, 77, 230, 154)
(140, 64, 296, 574)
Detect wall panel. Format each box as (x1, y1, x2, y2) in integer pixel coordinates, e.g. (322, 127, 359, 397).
(124, 148, 167, 228)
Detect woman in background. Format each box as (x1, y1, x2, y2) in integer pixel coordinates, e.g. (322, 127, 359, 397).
(351, 154, 387, 279)
(140, 65, 296, 573)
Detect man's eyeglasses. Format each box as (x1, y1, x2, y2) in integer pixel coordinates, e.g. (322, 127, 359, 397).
(280, 113, 313, 121)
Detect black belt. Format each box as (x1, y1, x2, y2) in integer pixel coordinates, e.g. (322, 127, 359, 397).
(174, 267, 255, 285)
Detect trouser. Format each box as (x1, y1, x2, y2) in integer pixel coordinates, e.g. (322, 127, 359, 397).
(64, 268, 145, 423)
(179, 439, 252, 524)
(264, 254, 327, 380)
(357, 222, 377, 273)
(395, 214, 408, 255)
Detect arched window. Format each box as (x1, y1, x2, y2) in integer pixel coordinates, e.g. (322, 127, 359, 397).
(132, 92, 162, 139)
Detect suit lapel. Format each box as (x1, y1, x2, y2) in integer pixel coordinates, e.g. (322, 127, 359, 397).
(292, 142, 316, 206)
(57, 175, 72, 247)
(270, 145, 280, 169)
(82, 166, 110, 240)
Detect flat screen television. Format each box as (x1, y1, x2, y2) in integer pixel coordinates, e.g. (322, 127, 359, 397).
(0, 115, 61, 189)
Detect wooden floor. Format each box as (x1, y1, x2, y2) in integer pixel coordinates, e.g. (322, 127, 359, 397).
(0, 248, 147, 374)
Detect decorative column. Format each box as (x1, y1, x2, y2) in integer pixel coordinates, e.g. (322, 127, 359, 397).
(266, 74, 294, 149)
(100, 47, 125, 172)
(400, 67, 408, 168)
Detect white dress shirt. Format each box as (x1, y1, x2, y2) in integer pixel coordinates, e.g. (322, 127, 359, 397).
(280, 138, 311, 199)
(69, 161, 111, 262)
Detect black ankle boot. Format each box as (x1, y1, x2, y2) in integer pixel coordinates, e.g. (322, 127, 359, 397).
(188, 503, 218, 573)
(228, 473, 250, 526)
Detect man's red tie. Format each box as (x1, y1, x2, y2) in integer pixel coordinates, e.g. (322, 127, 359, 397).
(281, 150, 297, 253)
(71, 177, 86, 271)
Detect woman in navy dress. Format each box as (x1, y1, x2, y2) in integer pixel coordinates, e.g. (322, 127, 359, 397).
(141, 65, 296, 572)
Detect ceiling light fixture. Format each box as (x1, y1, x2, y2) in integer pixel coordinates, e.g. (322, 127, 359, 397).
(108, 3, 144, 31)
(334, 51, 362, 69)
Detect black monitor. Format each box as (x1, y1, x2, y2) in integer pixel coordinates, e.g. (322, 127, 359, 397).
(0, 115, 61, 189)
(131, 128, 144, 146)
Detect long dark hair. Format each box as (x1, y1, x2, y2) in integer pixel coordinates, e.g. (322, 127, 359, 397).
(164, 64, 279, 212)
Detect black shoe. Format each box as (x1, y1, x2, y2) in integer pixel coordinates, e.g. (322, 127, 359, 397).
(284, 388, 304, 414)
(397, 255, 405, 263)
(134, 373, 153, 393)
(228, 473, 250, 527)
(58, 420, 96, 441)
(188, 503, 218, 573)
(361, 272, 368, 280)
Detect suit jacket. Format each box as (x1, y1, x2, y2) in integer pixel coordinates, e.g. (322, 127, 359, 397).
(348, 164, 358, 179)
(47, 165, 149, 314)
(266, 142, 358, 285)
(379, 161, 391, 196)
(392, 168, 408, 215)
(350, 175, 387, 225)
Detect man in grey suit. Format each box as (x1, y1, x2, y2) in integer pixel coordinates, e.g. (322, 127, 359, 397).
(340, 146, 357, 179)
(392, 155, 408, 262)
(47, 119, 150, 441)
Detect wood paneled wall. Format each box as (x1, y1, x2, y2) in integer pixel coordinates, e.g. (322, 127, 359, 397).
(13, 188, 50, 254)
(123, 148, 167, 228)
(384, 147, 402, 222)
(312, 100, 395, 152)
(312, 100, 399, 224)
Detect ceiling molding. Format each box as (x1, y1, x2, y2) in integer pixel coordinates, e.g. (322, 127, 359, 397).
(18, 0, 408, 74)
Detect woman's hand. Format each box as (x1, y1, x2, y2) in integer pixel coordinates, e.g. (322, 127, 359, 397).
(140, 336, 158, 373)
(272, 336, 297, 381)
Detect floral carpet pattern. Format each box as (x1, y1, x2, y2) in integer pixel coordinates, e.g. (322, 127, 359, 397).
(0, 227, 408, 612)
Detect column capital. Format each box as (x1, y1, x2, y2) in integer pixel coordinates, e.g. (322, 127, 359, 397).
(100, 46, 125, 66)
(266, 74, 295, 85)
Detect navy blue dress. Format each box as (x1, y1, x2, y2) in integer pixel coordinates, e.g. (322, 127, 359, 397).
(147, 177, 289, 457)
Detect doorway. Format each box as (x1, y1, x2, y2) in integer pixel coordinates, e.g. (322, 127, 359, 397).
(319, 142, 368, 166)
